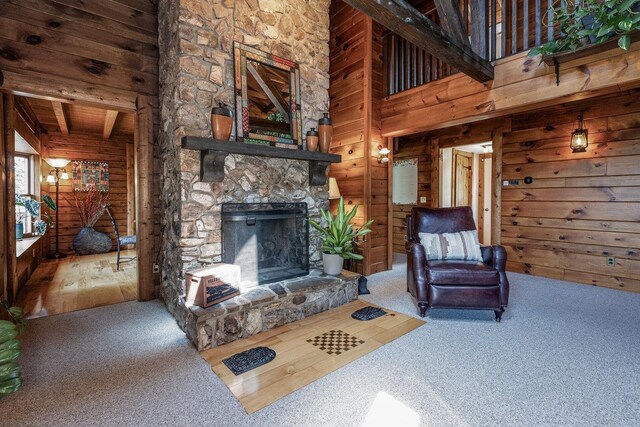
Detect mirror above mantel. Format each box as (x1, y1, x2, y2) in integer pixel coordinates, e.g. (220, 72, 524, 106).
(234, 42, 303, 149)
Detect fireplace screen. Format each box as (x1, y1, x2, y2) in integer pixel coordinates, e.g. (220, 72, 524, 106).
(222, 203, 309, 286)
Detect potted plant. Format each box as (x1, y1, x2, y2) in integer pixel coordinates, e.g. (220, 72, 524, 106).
(0, 299, 26, 399)
(309, 197, 373, 276)
(15, 194, 56, 240)
(69, 187, 112, 255)
(529, 0, 640, 60)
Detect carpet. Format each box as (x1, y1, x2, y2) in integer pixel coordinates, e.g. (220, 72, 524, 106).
(201, 300, 424, 414)
(1, 255, 639, 426)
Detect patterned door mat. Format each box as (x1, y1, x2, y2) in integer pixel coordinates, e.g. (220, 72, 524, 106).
(307, 330, 365, 355)
(351, 306, 389, 321)
(222, 346, 276, 375)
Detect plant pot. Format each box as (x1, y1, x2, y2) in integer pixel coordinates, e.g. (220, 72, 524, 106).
(15, 223, 23, 241)
(211, 103, 233, 141)
(72, 227, 112, 255)
(322, 253, 344, 276)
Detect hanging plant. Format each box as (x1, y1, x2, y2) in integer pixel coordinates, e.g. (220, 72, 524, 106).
(529, 0, 640, 60)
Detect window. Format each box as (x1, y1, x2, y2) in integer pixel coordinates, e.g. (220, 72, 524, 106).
(15, 149, 37, 237)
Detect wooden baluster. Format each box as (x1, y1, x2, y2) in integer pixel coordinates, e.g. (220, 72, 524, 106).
(427, 53, 432, 83)
(523, 0, 529, 50)
(501, 0, 507, 58)
(511, 0, 518, 54)
(535, 0, 542, 46)
(412, 44, 418, 88)
(471, 0, 489, 59)
(418, 48, 424, 86)
(399, 37, 405, 92)
(491, 0, 497, 60)
(548, 0, 555, 42)
(405, 39, 411, 89)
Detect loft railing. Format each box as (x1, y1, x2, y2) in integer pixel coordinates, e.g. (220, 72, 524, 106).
(384, 0, 562, 95)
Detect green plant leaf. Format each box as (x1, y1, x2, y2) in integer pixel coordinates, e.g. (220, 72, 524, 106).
(0, 349, 20, 364)
(0, 377, 23, 396)
(42, 194, 57, 211)
(0, 364, 21, 382)
(619, 34, 631, 50)
(0, 362, 20, 378)
(0, 339, 20, 351)
(0, 329, 18, 345)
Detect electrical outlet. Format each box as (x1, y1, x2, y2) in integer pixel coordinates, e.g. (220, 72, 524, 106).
(606, 257, 615, 266)
(420, 196, 427, 203)
(153, 263, 160, 273)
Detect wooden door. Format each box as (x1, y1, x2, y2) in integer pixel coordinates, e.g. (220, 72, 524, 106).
(452, 149, 473, 207)
(478, 153, 492, 245)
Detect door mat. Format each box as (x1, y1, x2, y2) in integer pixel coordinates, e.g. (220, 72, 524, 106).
(222, 347, 276, 375)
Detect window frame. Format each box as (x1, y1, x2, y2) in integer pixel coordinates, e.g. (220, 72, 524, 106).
(14, 153, 37, 238)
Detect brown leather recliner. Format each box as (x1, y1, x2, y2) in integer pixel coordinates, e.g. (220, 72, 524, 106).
(406, 206, 509, 321)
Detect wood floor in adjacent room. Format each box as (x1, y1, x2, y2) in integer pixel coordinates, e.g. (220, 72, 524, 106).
(202, 299, 425, 414)
(16, 250, 137, 319)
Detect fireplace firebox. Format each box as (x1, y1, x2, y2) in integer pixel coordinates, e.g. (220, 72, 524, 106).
(222, 203, 309, 287)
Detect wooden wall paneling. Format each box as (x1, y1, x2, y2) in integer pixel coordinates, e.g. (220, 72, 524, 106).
(362, 16, 373, 276)
(0, 95, 6, 300)
(3, 94, 18, 302)
(491, 125, 504, 245)
(126, 142, 136, 238)
(430, 137, 440, 208)
(387, 136, 394, 266)
(44, 133, 130, 251)
(135, 94, 154, 301)
(500, 92, 640, 292)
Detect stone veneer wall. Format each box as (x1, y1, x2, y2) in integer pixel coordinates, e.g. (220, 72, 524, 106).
(158, 0, 331, 331)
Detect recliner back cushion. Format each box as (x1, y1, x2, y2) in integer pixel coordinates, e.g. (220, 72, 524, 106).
(418, 230, 483, 261)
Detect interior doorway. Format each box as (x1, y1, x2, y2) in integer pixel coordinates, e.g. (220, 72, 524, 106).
(2, 93, 140, 318)
(440, 143, 493, 245)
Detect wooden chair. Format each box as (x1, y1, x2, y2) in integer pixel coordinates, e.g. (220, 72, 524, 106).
(106, 205, 137, 270)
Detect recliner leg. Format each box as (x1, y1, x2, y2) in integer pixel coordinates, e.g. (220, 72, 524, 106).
(494, 307, 505, 322)
(418, 303, 428, 318)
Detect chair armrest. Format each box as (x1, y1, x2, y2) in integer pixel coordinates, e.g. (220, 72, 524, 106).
(406, 242, 429, 301)
(480, 245, 507, 272)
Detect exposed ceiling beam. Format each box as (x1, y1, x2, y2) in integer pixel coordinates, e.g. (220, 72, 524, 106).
(247, 62, 290, 123)
(103, 110, 118, 140)
(433, 0, 471, 48)
(51, 101, 70, 136)
(343, 0, 494, 82)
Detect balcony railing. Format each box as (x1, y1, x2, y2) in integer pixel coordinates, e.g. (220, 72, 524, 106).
(384, 0, 562, 95)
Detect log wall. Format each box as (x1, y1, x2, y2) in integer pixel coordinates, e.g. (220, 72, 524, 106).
(329, 1, 390, 274)
(42, 132, 132, 254)
(501, 91, 640, 293)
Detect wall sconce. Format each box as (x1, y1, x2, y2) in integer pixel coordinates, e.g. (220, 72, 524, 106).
(570, 113, 589, 153)
(481, 143, 492, 153)
(377, 147, 390, 163)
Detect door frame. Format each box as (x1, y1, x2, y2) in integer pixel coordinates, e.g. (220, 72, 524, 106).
(0, 86, 154, 302)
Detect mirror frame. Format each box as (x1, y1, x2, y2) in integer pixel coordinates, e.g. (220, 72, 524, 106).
(233, 42, 302, 149)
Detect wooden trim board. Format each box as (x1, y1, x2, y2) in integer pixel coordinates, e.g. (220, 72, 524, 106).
(201, 300, 425, 414)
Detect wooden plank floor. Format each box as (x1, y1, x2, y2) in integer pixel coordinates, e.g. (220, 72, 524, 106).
(15, 250, 137, 319)
(201, 300, 425, 414)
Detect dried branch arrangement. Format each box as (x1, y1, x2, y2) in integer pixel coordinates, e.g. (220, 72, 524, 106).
(69, 187, 110, 228)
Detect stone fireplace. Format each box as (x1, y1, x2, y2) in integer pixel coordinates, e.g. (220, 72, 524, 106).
(222, 202, 309, 287)
(157, 0, 357, 350)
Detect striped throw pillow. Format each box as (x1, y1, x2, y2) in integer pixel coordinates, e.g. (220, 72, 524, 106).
(418, 230, 483, 261)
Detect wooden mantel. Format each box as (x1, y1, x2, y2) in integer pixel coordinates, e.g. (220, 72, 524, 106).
(381, 41, 640, 137)
(181, 137, 341, 186)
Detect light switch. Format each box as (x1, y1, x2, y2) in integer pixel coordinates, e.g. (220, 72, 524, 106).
(420, 196, 427, 203)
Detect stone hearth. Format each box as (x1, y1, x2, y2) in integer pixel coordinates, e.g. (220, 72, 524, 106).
(187, 270, 358, 351)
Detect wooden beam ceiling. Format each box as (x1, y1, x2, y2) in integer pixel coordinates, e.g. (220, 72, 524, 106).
(51, 101, 69, 135)
(342, 0, 494, 82)
(433, 0, 470, 48)
(103, 110, 118, 140)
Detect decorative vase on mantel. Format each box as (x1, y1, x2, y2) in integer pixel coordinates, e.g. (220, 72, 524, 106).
(72, 227, 112, 255)
(211, 103, 233, 141)
(318, 112, 333, 153)
(306, 128, 319, 152)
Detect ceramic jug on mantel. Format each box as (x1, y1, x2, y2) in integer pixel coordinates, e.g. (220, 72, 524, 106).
(306, 128, 319, 152)
(318, 113, 333, 153)
(211, 103, 233, 141)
